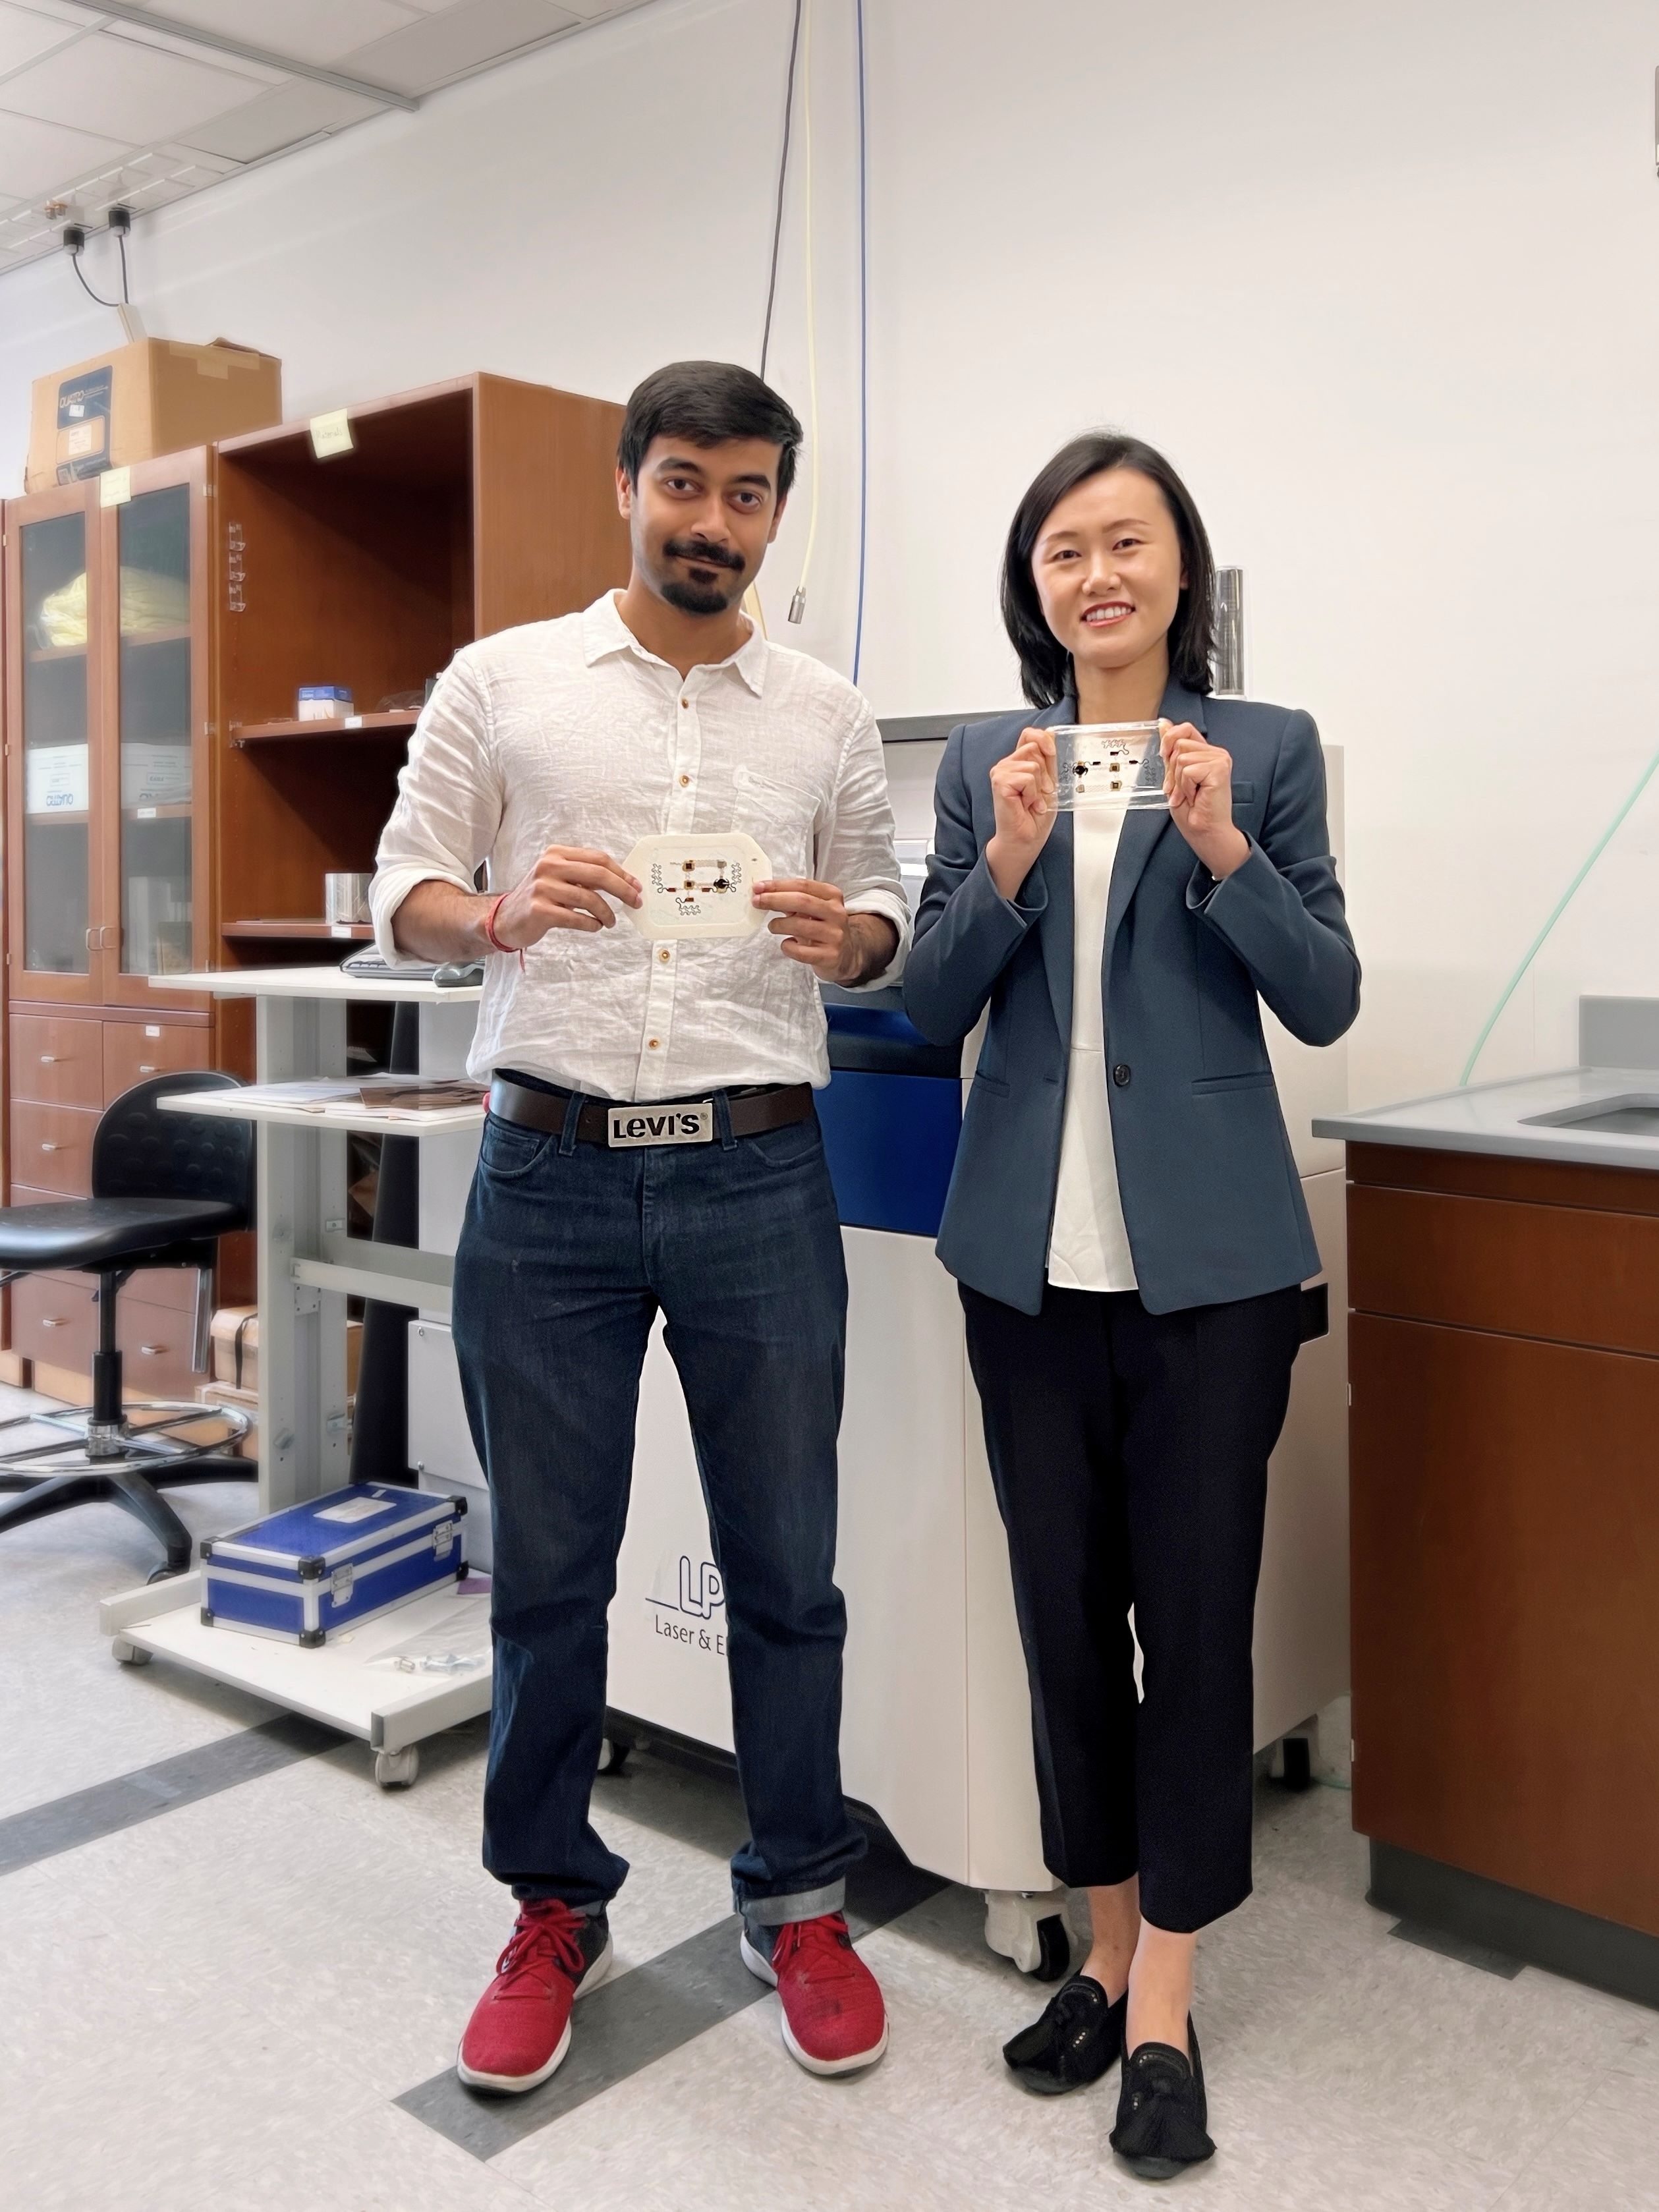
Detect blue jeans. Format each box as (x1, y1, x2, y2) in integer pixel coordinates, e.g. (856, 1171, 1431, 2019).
(451, 1085, 866, 1923)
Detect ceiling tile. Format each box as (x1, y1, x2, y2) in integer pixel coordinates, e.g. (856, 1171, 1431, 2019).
(98, 16, 285, 83)
(5, 26, 270, 141)
(178, 76, 383, 162)
(0, 1, 82, 77)
(0, 106, 131, 196)
(148, 0, 425, 71)
(340, 0, 580, 96)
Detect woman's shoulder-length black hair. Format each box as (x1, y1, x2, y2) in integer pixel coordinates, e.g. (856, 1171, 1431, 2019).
(1000, 431, 1216, 708)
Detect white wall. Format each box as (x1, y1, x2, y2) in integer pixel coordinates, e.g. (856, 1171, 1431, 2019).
(4, 0, 1658, 1106)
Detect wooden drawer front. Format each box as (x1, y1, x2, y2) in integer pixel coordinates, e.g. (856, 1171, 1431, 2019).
(1351, 1313, 1659, 1937)
(11, 1102, 97, 1197)
(11, 1016, 104, 1110)
(9, 1278, 204, 1397)
(118, 1295, 203, 1402)
(10, 1273, 96, 1374)
(1349, 1182, 1659, 1356)
(104, 1021, 208, 1105)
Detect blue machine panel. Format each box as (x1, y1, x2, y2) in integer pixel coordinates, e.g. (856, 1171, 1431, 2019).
(820, 1001, 962, 1238)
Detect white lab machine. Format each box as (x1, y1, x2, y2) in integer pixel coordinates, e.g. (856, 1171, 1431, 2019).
(407, 746, 1350, 1977)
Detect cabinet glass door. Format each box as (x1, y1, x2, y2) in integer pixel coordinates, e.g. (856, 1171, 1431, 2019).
(117, 482, 194, 979)
(18, 506, 93, 980)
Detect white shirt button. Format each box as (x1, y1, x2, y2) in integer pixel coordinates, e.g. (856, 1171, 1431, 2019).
(658, 948, 671, 963)
(648, 1037, 661, 1050)
(679, 773, 690, 787)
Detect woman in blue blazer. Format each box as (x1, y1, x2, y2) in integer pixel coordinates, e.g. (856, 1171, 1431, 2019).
(905, 433, 1359, 2178)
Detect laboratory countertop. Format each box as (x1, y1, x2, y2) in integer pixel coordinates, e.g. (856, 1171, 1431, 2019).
(1313, 1066, 1659, 1174)
(154, 967, 482, 1002)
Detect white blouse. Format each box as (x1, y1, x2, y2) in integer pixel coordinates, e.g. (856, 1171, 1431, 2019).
(1046, 807, 1139, 1293)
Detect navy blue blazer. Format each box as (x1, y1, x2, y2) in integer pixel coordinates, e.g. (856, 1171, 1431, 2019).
(903, 679, 1360, 1315)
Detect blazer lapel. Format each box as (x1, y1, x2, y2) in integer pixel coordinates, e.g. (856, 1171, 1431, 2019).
(1030, 697, 1077, 1040)
(1104, 678, 1208, 954)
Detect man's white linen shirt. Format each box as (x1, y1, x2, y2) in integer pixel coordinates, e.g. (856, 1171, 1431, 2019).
(370, 591, 910, 1098)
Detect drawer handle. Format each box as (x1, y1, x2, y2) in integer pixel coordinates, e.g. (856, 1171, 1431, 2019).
(138, 1063, 157, 1073)
(38, 1054, 58, 1064)
(140, 1344, 165, 1357)
(40, 1317, 65, 1330)
(40, 1142, 60, 1152)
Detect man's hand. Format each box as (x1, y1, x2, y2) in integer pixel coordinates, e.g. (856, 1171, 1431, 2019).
(492, 845, 642, 946)
(1160, 719, 1249, 881)
(751, 878, 899, 985)
(986, 727, 1059, 901)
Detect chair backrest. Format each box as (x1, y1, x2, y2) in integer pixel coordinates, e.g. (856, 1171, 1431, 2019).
(92, 1071, 255, 1225)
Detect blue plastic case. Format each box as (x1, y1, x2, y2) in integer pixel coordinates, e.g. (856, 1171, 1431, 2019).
(200, 1483, 466, 1647)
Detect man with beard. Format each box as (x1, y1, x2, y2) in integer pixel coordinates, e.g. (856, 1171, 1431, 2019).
(372, 361, 906, 2092)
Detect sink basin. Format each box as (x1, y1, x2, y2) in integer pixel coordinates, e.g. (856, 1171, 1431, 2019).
(1523, 1094, 1659, 1139)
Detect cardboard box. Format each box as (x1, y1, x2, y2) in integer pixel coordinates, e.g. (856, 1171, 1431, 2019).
(210, 1308, 362, 1397)
(194, 1380, 258, 1460)
(26, 337, 281, 492)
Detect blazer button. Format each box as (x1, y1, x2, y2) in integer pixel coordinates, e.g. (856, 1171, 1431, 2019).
(1111, 1063, 1132, 1087)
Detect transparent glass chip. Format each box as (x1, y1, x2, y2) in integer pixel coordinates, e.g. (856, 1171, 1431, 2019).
(623, 832, 771, 940)
(1050, 722, 1166, 812)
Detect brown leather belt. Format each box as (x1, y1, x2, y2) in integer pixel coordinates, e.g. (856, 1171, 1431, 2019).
(488, 1075, 812, 1149)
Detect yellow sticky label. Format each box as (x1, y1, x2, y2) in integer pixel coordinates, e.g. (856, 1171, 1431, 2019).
(309, 409, 353, 460)
(99, 466, 132, 508)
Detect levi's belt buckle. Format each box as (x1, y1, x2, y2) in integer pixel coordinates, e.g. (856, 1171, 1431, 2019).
(606, 1101, 714, 1149)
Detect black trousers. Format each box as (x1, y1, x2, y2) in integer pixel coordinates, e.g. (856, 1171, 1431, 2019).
(962, 1280, 1303, 1934)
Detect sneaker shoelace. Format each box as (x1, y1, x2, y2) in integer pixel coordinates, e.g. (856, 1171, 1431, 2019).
(493, 1900, 587, 1997)
(775, 1914, 860, 1990)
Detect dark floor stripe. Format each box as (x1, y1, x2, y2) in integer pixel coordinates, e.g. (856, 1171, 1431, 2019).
(397, 1827, 946, 2158)
(0, 1714, 341, 1877)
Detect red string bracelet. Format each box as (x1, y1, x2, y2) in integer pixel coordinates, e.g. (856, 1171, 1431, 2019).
(484, 893, 524, 970)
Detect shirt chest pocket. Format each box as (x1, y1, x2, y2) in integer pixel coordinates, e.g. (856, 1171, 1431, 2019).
(731, 763, 822, 880)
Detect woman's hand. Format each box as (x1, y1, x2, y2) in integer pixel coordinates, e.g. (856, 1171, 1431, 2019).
(986, 728, 1059, 902)
(1161, 720, 1249, 882)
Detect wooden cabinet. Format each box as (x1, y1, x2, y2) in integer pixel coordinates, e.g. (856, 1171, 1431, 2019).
(3, 371, 628, 1394)
(1348, 1142, 1659, 1945)
(5, 454, 211, 1010)
(212, 373, 627, 958)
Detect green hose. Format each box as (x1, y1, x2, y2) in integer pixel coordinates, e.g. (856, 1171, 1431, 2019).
(1459, 740, 1659, 1086)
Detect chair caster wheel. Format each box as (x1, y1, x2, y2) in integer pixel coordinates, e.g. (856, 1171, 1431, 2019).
(111, 1638, 150, 1666)
(597, 1735, 630, 1776)
(148, 1562, 190, 1585)
(375, 1746, 420, 1789)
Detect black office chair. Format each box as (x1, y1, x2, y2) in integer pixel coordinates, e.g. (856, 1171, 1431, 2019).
(0, 1072, 257, 1577)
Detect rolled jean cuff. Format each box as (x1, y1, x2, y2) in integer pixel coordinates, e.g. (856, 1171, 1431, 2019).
(740, 1879, 846, 1928)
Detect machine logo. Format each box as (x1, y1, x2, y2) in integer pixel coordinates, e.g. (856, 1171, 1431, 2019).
(646, 1555, 726, 1653)
(650, 1555, 723, 1618)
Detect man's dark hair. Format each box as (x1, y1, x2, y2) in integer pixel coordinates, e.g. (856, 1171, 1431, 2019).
(618, 361, 803, 500)
(1001, 431, 1217, 706)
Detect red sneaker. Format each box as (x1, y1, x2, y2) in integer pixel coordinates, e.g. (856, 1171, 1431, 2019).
(457, 1900, 613, 2093)
(741, 1912, 889, 2075)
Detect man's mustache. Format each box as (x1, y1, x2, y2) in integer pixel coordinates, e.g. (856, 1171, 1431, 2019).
(663, 538, 746, 572)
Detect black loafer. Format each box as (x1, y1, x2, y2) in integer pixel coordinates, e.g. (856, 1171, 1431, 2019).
(1110, 2016, 1215, 2178)
(1001, 1973, 1127, 2095)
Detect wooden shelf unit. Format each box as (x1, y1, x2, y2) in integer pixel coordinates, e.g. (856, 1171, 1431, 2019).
(212, 372, 627, 965)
